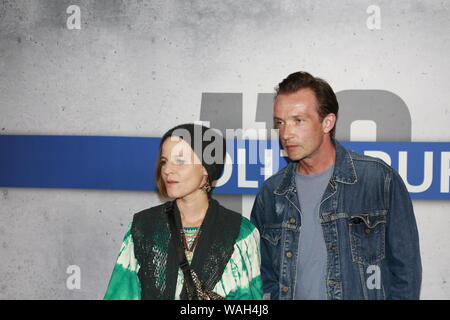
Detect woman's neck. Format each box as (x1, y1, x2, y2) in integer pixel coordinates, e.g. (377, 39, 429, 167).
(176, 191, 209, 227)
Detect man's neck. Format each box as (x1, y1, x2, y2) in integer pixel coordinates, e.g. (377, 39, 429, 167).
(298, 138, 336, 175)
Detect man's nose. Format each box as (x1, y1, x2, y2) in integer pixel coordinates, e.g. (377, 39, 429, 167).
(281, 123, 294, 142)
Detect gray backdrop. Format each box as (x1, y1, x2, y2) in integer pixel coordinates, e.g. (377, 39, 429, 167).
(1, 0, 449, 299)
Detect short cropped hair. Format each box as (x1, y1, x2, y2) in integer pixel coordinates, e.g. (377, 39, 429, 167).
(276, 71, 339, 138)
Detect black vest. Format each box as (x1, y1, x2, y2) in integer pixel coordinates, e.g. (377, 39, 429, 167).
(131, 199, 242, 300)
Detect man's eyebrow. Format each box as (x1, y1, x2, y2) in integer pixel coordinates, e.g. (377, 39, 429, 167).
(274, 113, 307, 120)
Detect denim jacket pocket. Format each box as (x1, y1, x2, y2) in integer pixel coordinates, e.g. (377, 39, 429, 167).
(348, 211, 387, 265)
(261, 224, 282, 246)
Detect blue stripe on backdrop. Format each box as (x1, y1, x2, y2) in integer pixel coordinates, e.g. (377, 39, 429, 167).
(0, 135, 449, 200)
(0, 135, 158, 191)
(340, 141, 449, 200)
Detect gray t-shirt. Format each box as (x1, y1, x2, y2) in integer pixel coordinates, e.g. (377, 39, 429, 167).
(294, 164, 334, 300)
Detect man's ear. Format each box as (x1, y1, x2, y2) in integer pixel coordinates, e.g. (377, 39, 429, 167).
(322, 113, 336, 134)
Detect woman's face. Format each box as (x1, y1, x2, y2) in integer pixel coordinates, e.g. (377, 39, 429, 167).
(160, 136, 208, 199)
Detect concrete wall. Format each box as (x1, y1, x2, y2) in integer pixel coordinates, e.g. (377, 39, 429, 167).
(1, 0, 449, 299)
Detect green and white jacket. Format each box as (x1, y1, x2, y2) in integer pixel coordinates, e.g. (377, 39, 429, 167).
(104, 215, 263, 300)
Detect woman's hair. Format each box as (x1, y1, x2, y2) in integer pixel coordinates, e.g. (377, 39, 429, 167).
(155, 123, 226, 197)
(155, 150, 168, 197)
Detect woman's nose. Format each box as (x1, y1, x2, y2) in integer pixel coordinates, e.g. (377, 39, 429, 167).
(162, 162, 174, 175)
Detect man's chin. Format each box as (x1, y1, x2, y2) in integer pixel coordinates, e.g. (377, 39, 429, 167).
(286, 152, 304, 162)
(288, 149, 314, 161)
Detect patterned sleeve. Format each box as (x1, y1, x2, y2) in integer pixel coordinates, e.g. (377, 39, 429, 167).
(104, 224, 142, 300)
(213, 217, 263, 300)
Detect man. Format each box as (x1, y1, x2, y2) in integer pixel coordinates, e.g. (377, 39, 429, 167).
(250, 71, 422, 300)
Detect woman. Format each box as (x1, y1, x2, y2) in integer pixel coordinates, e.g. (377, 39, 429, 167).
(104, 123, 263, 300)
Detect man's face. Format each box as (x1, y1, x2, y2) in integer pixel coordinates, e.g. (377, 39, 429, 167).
(274, 88, 329, 162)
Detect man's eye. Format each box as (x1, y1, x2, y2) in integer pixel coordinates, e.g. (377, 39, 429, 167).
(296, 119, 304, 124)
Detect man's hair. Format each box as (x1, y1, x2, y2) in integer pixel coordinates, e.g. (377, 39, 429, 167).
(276, 71, 339, 138)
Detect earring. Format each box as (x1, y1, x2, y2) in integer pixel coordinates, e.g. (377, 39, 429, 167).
(200, 181, 212, 193)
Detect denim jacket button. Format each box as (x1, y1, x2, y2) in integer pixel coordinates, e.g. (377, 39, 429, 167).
(286, 251, 293, 258)
(282, 286, 289, 293)
(289, 217, 296, 224)
(365, 228, 372, 234)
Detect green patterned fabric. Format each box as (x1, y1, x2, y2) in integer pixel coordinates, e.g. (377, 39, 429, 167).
(104, 217, 263, 300)
(182, 227, 199, 263)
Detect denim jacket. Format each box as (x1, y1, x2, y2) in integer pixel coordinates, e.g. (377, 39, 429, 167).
(250, 140, 422, 300)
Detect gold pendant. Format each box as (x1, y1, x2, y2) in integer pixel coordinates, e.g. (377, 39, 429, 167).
(185, 250, 193, 261)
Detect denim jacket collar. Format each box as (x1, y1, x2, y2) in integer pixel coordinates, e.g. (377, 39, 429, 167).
(274, 140, 357, 196)
(332, 140, 357, 185)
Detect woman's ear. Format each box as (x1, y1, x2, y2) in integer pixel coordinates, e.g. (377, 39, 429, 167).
(201, 166, 209, 184)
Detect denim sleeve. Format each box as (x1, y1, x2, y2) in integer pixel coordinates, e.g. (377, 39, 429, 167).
(250, 189, 279, 300)
(385, 170, 422, 299)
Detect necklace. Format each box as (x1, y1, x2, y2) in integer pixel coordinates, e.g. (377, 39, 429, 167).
(181, 227, 202, 261)
(179, 203, 209, 262)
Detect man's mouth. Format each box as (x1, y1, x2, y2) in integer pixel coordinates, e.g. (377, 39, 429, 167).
(285, 145, 297, 151)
